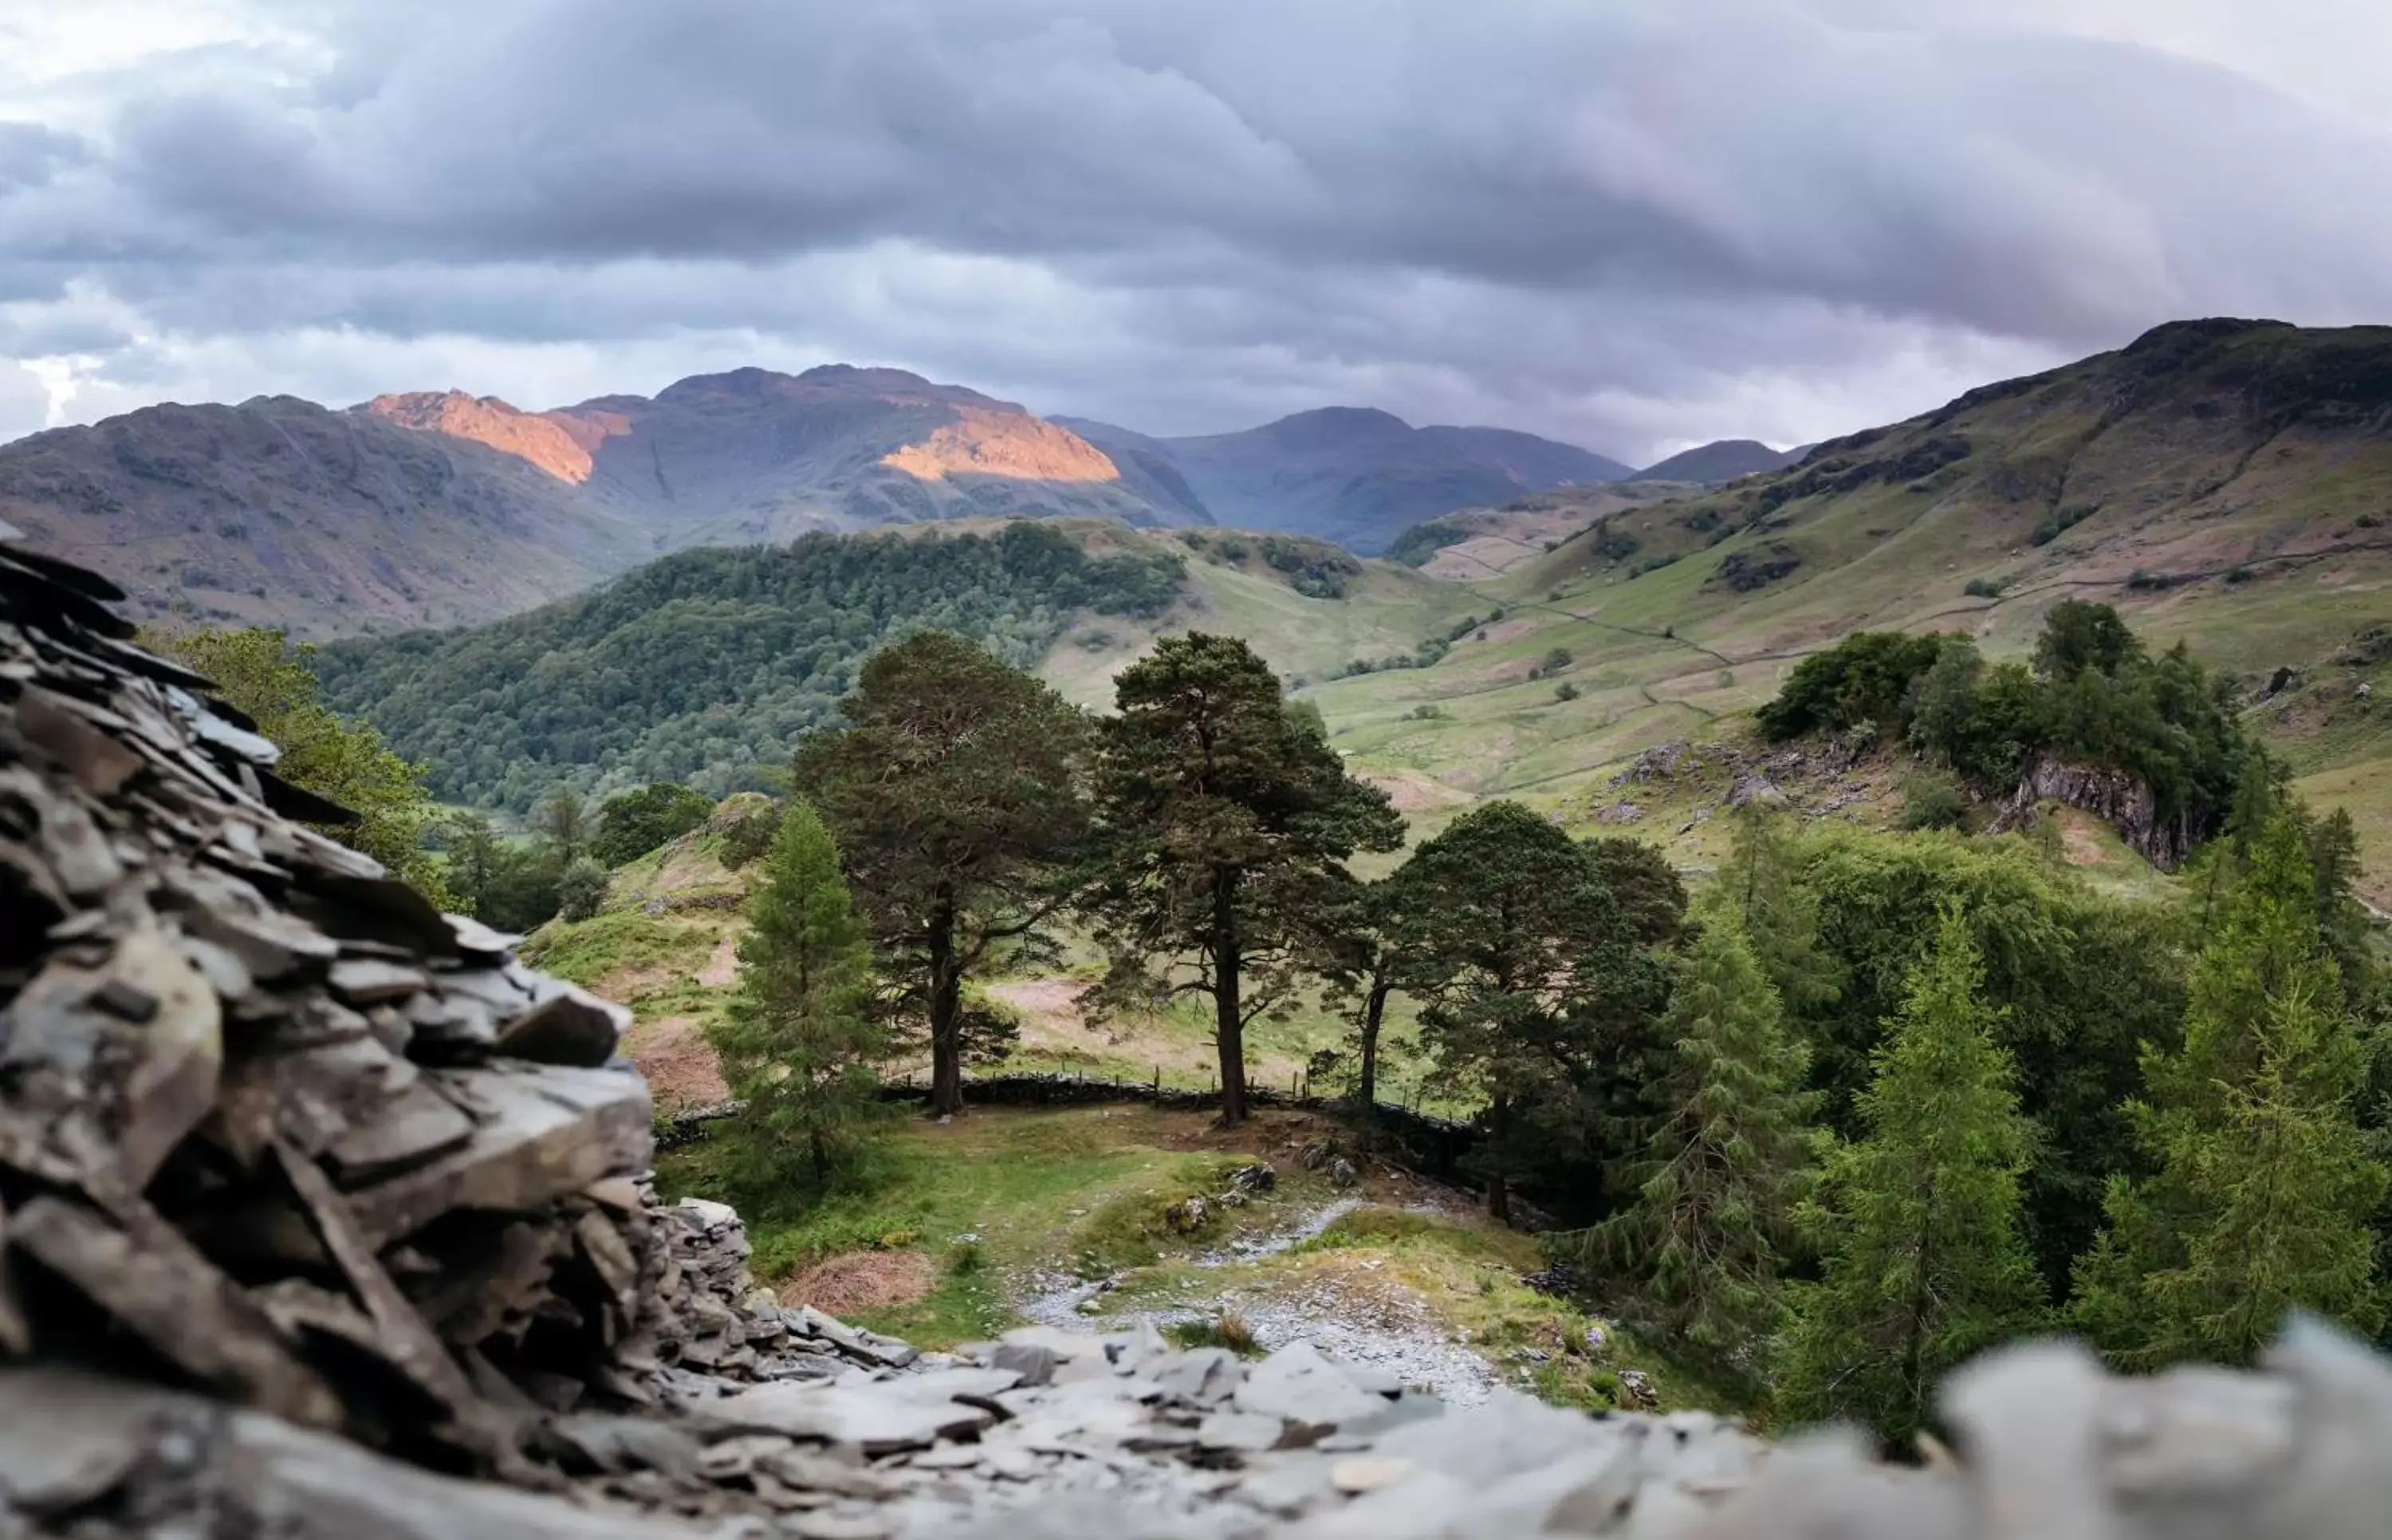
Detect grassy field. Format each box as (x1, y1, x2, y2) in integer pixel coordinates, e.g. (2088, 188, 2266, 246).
(655, 1102, 1725, 1416)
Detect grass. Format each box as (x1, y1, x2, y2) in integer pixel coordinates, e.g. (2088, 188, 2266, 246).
(656, 1103, 1725, 1417)
(655, 1106, 1270, 1344)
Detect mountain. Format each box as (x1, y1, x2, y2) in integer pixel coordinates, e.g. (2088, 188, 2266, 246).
(1056, 407, 1631, 554)
(357, 365, 1178, 547)
(1629, 438, 1804, 485)
(0, 362, 1637, 634)
(0, 365, 1203, 636)
(0, 395, 652, 637)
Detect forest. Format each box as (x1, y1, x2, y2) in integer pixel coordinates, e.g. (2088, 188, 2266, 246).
(194, 598, 2389, 1442)
(311, 522, 1188, 811)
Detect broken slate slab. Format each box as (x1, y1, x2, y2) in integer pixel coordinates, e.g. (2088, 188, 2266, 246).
(1196, 1409, 1287, 1454)
(494, 981, 630, 1068)
(1230, 1342, 1388, 1433)
(698, 1383, 997, 1454)
(343, 1063, 652, 1246)
(327, 957, 431, 1007)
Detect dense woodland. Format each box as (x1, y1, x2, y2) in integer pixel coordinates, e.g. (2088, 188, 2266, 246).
(313, 523, 1186, 811)
(198, 596, 2390, 1441)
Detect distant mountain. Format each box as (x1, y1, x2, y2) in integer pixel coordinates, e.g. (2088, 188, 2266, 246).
(1629, 439, 1804, 484)
(0, 396, 651, 637)
(1, 362, 1631, 634)
(1058, 407, 1631, 554)
(358, 365, 1176, 547)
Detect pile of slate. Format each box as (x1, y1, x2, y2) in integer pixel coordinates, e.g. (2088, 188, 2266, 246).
(0, 519, 663, 1470)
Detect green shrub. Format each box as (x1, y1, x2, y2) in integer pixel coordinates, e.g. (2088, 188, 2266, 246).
(2032, 502, 2097, 545)
(557, 858, 612, 921)
(1555, 682, 1582, 703)
(1962, 577, 2004, 599)
(721, 803, 781, 869)
(1901, 772, 1973, 831)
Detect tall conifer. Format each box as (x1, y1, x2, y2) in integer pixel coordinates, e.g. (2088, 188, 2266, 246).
(707, 801, 883, 1188)
(1569, 908, 1820, 1369)
(1778, 907, 2043, 1440)
(2071, 811, 2386, 1364)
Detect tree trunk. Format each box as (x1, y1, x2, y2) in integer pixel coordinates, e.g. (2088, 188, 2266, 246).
(1487, 1093, 1513, 1222)
(1213, 870, 1248, 1126)
(1358, 981, 1390, 1113)
(809, 1129, 828, 1185)
(926, 901, 965, 1118)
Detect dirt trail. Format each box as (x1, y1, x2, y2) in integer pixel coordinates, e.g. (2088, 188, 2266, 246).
(1015, 1191, 1503, 1404)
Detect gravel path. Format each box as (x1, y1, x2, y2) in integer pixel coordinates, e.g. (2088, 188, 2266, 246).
(1014, 1193, 1504, 1405)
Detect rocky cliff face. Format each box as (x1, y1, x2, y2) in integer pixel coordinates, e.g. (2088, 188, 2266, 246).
(1995, 752, 2196, 870)
(360, 391, 626, 484)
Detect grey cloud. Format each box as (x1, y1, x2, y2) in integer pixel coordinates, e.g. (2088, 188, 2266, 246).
(0, 360, 47, 442)
(2, 0, 2388, 460)
(0, 124, 90, 194)
(65, 2, 2392, 341)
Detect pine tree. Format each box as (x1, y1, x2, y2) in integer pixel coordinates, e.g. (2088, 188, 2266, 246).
(1717, 807, 1840, 1016)
(2071, 810, 2386, 1365)
(706, 801, 883, 1189)
(1568, 908, 1820, 1369)
(794, 632, 1092, 1117)
(1395, 801, 1635, 1220)
(1778, 906, 2043, 1441)
(1084, 634, 1401, 1125)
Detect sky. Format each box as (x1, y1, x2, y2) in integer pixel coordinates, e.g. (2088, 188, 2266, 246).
(2, 0, 2390, 465)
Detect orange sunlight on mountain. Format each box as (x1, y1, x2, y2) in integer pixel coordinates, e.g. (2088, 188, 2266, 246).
(880, 407, 1123, 482)
(361, 391, 628, 483)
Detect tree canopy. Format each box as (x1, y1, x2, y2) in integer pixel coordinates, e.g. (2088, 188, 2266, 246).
(793, 632, 1092, 1117)
(1084, 632, 1402, 1125)
(314, 523, 1186, 811)
(1395, 800, 1644, 1220)
(592, 782, 715, 866)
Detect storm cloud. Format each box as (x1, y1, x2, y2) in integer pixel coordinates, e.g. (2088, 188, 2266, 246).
(3, 0, 2389, 460)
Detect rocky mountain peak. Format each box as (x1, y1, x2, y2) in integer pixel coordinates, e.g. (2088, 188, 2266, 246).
(356, 389, 610, 483)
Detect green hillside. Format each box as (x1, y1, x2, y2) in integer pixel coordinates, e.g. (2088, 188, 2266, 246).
(315, 320, 2392, 898)
(1292, 320, 2392, 900)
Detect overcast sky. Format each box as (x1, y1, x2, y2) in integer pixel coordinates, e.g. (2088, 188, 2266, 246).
(2, 0, 2390, 464)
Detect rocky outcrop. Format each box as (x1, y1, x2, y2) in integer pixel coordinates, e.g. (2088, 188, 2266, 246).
(1993, 752, 2195, 869)
(0, 516, 670, 1468)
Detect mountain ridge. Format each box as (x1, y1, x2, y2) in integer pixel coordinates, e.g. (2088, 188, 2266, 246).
(1056, 408, 1632, 554)
(1629, 438, 1804, 484)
